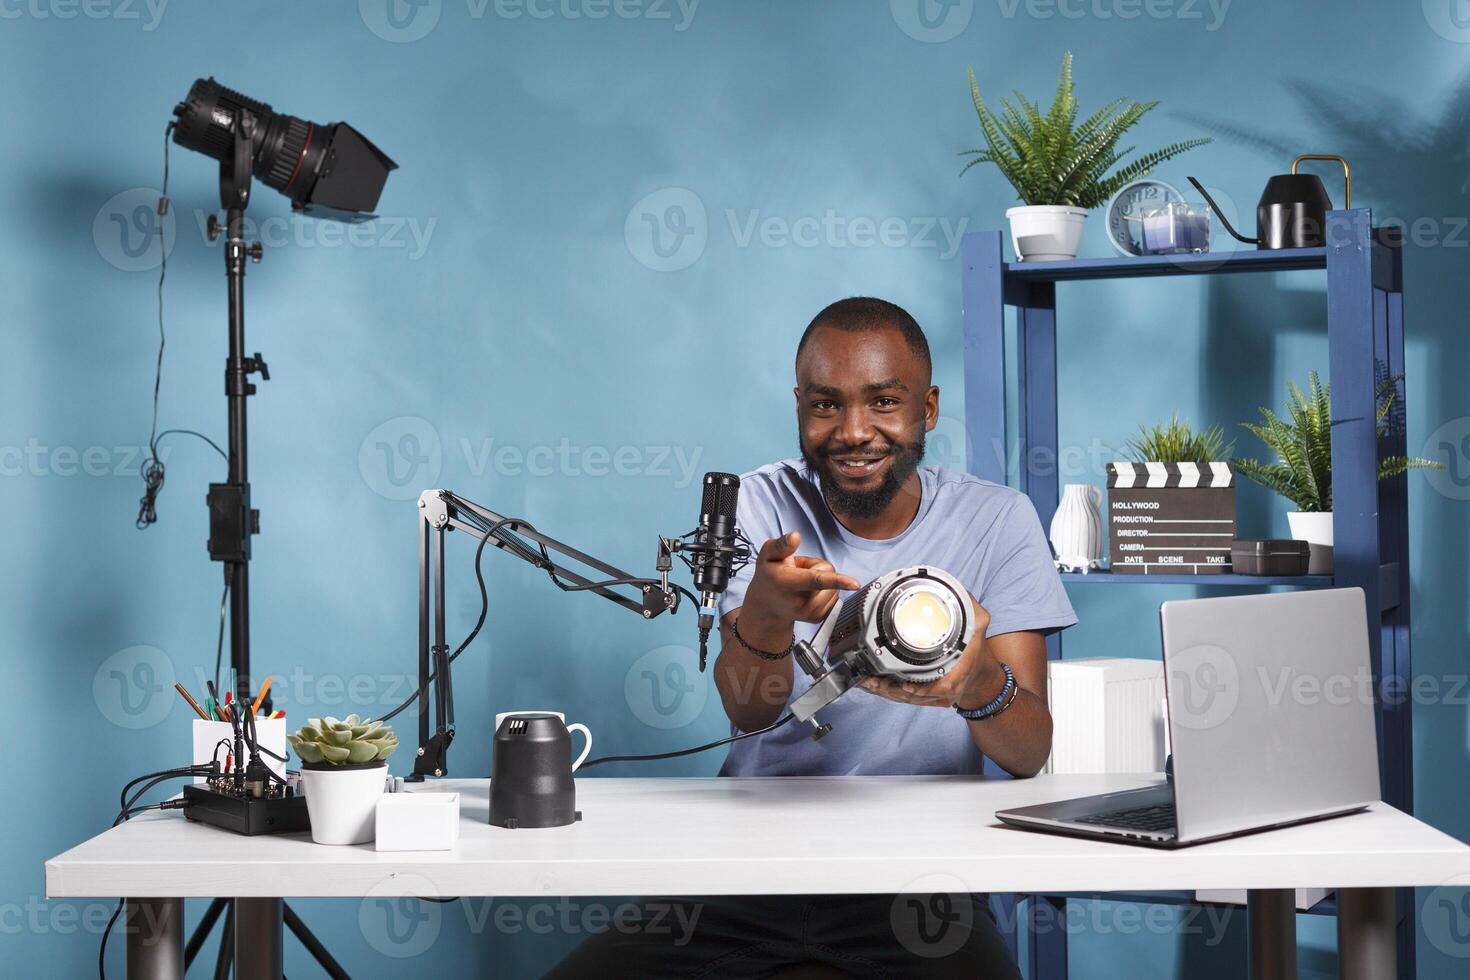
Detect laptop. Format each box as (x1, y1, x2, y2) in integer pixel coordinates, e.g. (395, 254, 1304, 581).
(995, 588, 1381, 848)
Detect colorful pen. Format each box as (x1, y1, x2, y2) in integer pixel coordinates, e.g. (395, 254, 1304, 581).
(174, 682, 210, 720)
(251, 675, 273, 716)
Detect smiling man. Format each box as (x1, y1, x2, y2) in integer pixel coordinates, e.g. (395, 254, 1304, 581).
(714, 296, 1075, 782)
(549, 297, 1075, 979)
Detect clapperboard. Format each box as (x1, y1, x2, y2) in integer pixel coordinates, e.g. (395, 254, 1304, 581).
(1106, 462, 1236, 574)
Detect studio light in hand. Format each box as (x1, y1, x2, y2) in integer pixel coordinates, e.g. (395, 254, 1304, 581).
(888, 585, 960, 661)
(790, 566, 973, 737)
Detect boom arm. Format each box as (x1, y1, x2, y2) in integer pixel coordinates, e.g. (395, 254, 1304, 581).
(409, 489, 682, 780)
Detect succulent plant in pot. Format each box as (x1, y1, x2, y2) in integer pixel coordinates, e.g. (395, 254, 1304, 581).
(961, 52, 1210, 262)
(289, 715, 398, 845)
(290, 715, 398, 766)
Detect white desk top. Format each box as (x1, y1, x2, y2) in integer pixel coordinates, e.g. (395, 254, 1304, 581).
(46, 774, 1470, 899)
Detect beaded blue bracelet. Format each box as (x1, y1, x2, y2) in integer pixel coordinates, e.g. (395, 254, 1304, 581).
(955, 663, 1016, 721)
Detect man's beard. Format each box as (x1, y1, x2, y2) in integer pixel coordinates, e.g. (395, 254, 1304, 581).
(801, 432, 926, 521)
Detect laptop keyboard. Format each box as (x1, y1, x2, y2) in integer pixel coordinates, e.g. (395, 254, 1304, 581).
(1075, 802, 1177, 835)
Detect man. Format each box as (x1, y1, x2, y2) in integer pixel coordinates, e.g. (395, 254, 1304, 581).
(550, 297, 1075, 978)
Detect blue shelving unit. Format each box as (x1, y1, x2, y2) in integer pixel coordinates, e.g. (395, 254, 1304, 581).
(959, 210, 1414, 979)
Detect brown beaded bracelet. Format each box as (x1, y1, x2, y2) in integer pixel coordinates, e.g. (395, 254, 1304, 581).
(730, 616, 794, 661)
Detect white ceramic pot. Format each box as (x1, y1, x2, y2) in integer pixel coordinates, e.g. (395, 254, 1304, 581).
(1050, 483, 1105, 573)
(301, 763, 388, 845)
(1006, 205, 1088, 261)
(1287, 511, 1334, 575)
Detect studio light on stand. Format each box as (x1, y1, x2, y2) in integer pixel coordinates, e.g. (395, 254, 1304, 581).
(171, 77, 397, 222)
(164, 75, 397, 710)
(159, 77, 396, 980)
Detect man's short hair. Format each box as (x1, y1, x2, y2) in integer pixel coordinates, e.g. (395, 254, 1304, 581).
(795, 297, 932, 378)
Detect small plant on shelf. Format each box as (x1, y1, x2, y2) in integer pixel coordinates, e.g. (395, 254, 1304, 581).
(960, 51, 1210, 261)
(1233, 371, 1441, 575)
(1123, 414, 1233, 466)
(1233, 371, 1441, 514)
(1106, 414, 1237, 576)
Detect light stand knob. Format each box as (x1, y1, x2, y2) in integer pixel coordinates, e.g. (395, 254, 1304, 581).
(206, 214, 221, 241)
(246, 242, 263, 263)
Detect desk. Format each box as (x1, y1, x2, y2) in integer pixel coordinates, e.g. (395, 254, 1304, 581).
(47, 774, 1470, 979)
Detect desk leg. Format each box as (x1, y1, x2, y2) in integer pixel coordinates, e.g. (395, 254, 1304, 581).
(234, 897, 284, 979)
(1247, 889, 1296, 980)
(1337, 888, 1396, 980)
(125, 897, 183, 980)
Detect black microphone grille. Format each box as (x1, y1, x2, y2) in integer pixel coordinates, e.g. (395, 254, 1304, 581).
(701, 472, 741, 519)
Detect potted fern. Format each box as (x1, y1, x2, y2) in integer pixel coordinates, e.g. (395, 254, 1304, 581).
(289, 715, 398, 845)
(1234, 372, 1442, 574)
(1106, 415, 1237, 574)
(961, 52, 1210, 261)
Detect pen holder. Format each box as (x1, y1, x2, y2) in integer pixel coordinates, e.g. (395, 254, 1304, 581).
(193, 718, 288, 783)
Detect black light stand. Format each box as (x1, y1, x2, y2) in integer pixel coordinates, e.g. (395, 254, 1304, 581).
(182, 111, 351, 980)
(204, 113, 269, 711)
(146, 78, 397, 979)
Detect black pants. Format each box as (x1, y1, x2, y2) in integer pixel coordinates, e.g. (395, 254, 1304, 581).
(544, 894, 1021, 979)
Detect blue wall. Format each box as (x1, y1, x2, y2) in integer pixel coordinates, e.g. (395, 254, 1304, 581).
(4, 1, 1468, 976)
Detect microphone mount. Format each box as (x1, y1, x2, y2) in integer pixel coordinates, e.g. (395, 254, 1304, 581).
(657, 529, 753, 672)
(656, 533, 750, 590)
(410, 489, 692, 781)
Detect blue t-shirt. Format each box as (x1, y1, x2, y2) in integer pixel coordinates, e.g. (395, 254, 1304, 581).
(717, 458, 1077, 777)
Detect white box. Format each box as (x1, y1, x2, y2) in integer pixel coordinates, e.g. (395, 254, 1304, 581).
(375, 792, 461, 851)
(192, 719, 288, 783)
(1047, 658, 1167, 774)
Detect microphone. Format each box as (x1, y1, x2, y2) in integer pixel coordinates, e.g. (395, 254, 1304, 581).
(694, 472, 740, 597)
(691, 472, 741, 671)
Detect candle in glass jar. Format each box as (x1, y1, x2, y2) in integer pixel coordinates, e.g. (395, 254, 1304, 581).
(1141, 204, 1211, 254)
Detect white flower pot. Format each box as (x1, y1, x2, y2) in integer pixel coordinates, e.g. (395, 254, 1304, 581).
(1050, 483, 1105, 573)
(301, 762, 388, 845)
(1287, 511, 1334, 575)
(1006, 205, 1087, 262)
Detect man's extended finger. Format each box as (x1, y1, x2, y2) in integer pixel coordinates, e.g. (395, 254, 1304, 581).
(768, 561, 852, 589)
(790, 566, 861, 592)
(758, 531, 801, 562)
(792, 555, 861, 589)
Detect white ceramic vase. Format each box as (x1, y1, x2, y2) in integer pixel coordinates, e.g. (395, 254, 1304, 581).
(1287, 511, 1334, 575)
(301, 763, 388, 845)
(1050, 483, 1105, 573)
(1006, 205, 1088, 261)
